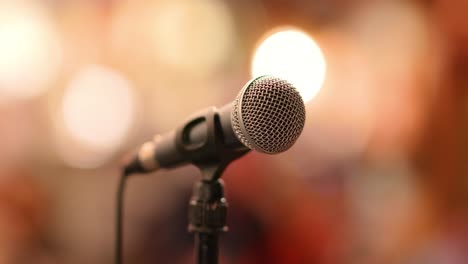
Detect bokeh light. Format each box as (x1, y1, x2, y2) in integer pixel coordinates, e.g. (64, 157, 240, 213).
(112, 0, 235, 76)
(58, 65, 135, 168)
(151, 0, 234, 74)
(348, 1, 431, 157)
(251, 28, 326, 103)
(153, 0, 235, 75)
(349, 2, 429, 74)
(0, 2, 61, 101)
(304, 31, 375, 159)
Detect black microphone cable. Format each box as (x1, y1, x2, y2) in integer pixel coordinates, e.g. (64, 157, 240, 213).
(115, 170, 130, 264)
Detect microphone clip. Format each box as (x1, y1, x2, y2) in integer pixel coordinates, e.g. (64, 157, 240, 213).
(175, 107, 249, 182)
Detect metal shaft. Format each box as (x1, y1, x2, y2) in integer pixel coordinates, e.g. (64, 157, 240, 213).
(196, 233, 218, 264)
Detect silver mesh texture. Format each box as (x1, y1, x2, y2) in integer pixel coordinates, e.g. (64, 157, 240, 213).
(231, 76, 306, 153)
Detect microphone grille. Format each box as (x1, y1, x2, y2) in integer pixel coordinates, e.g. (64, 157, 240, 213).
(231, 76, 306, 154)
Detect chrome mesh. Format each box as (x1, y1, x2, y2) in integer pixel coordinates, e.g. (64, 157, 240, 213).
(231, 76, 305, 153)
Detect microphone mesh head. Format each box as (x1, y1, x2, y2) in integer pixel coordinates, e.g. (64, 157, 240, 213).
(231, 76, 306, 154)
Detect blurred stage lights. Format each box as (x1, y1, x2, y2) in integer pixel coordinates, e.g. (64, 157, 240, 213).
(251, 28, 326, 103)
(150, 0, 234, 74)
(0, 2, 62, 101)
(58, 65, 135, 169)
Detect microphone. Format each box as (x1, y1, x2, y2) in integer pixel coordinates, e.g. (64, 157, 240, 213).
(123, 76, 306, 176)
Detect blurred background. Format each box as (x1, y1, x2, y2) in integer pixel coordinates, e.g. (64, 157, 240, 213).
(0, 0, 467, 263)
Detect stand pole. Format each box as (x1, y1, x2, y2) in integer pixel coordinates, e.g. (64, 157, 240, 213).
(195, 233, 218, 264)
(189, 179, 228, 264)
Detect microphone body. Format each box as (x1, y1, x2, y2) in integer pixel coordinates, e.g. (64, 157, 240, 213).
(127, 103, 244, 174)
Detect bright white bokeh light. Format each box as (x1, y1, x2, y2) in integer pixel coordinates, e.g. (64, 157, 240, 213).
(0, 2, 62, 100)
(62, 65, 135, 151)
(251, 29, 326, 103)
